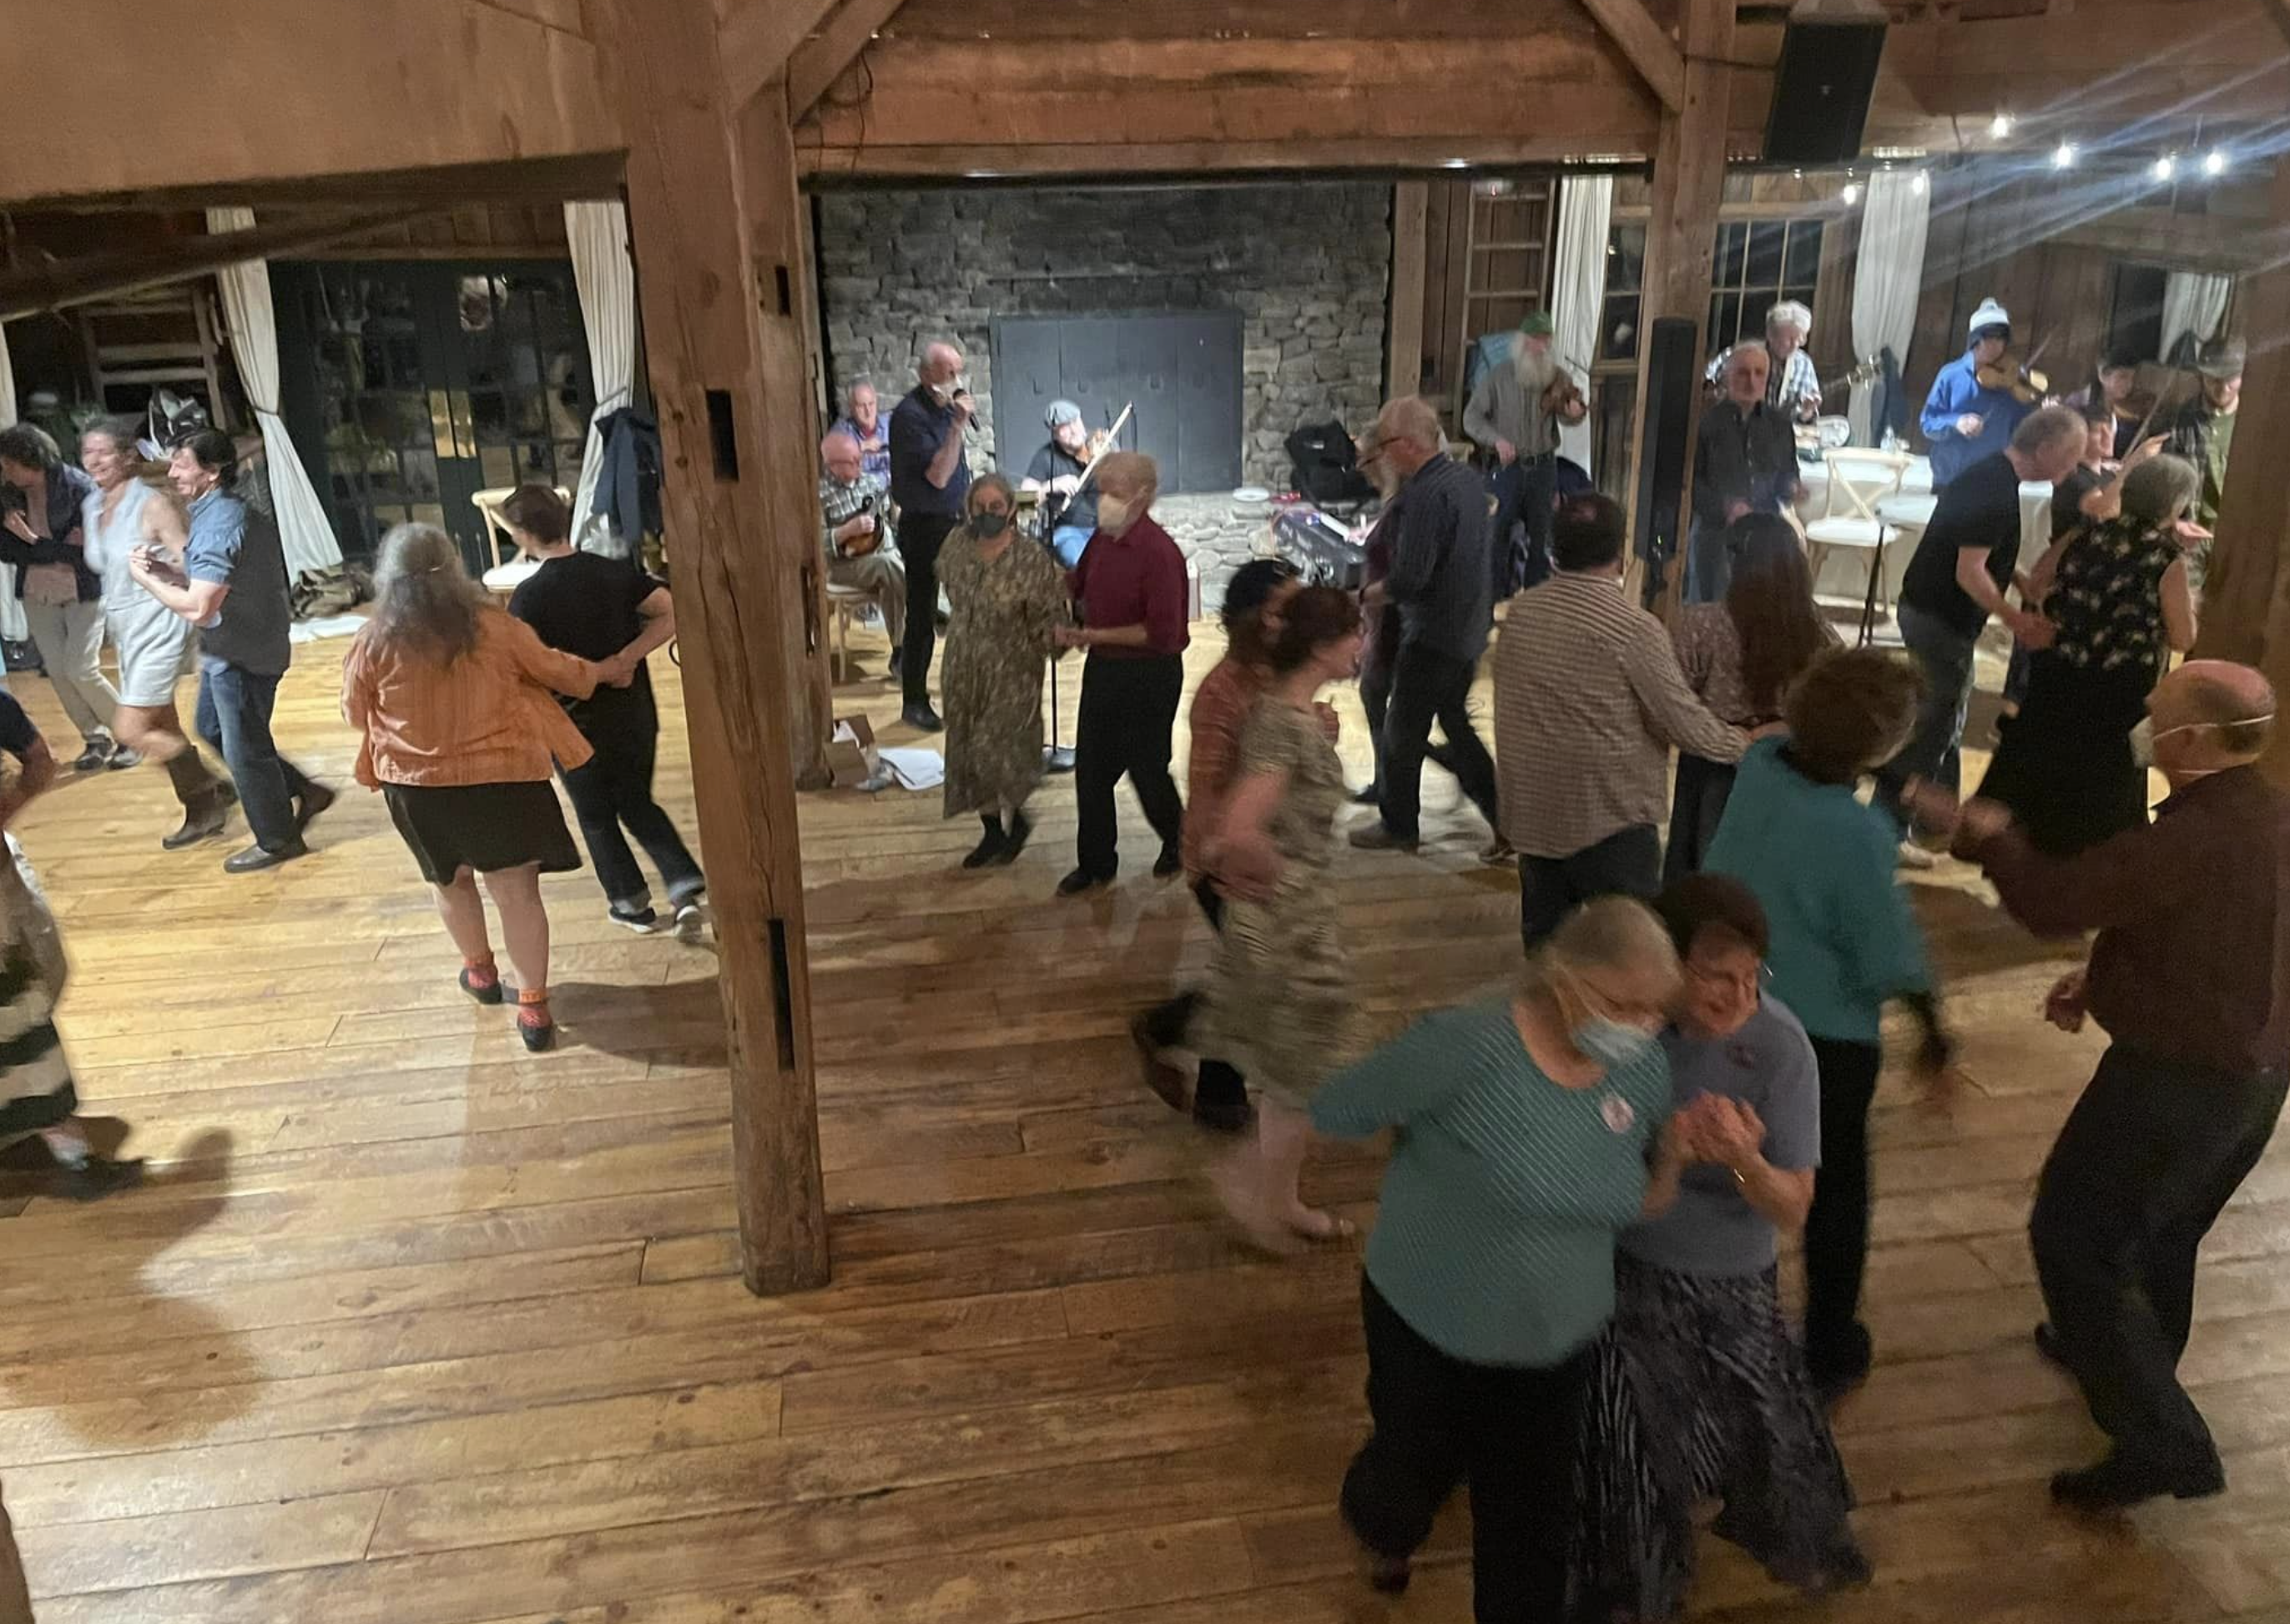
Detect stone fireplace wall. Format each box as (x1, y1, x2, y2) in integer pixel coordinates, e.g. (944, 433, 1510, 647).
(814, 183, 1394, 499)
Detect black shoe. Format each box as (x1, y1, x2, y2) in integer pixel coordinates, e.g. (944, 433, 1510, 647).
(1130, 1011, 1192, 1112)
(517, 1013, 557, 1053)
(888, 649, 904, 682)
(1153, 845, 1183, 879)
(901, 703, 943, 733)
(962, 818, 1007, 870)
(2033, 1321, 2071, 1371)
(295, 781, 337, 833)
(1807, 1320, 1874, 1408)
(1350, 784, 1381, 806)
(459, 966, 506, 1006)
(106, 746, 140, 770)
(1364, 1553, 1412, 1596)
(1347, 821, 1418, 852)
(162, 796, 231, 850)
(1057, 866, 1110, 897)
(2050, 1449, 2225, 1512)
(223, 839, 307, 874)
(610, 904, 663, 933)
(989, 810, 1032, 865)
(49, 1153, 145, 1202)
(70, 743, 112, 773)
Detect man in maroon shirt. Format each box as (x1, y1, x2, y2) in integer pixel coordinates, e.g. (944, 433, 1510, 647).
(1054, 451, 1190, 895)
(1914, 659, 2287, 1510)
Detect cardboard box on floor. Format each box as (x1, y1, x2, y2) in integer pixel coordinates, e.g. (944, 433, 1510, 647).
(825, 715, 880, 789)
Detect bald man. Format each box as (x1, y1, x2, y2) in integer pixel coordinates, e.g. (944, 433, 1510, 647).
(886, 340, 974, 730)
(1349, 396, 1502, 855)
(1914, 660, 2287, 1511)
(818, 429, 907, 669)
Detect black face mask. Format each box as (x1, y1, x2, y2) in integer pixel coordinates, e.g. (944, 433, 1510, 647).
(972, 512, 1010, 538)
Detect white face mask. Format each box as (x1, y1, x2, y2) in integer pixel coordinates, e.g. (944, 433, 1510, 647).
(2131, 714, 2274, 772)
(1097, 495, 1135, 536)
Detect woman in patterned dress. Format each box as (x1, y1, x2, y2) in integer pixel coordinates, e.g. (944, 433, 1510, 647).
(1568, 875, 1867, 1621)
(1665, 514, 1835, 881)
(1976, 454, 2201, 856)
(939, 473, 1069, 869)
(1199, 585, 1364, 1249)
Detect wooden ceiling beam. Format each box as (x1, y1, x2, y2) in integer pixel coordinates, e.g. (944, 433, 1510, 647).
(720, 0, 842, 109)
(7, 153, 625, 214)
(789, 0, 913, 120)
(1578, 0, 1686, 113)
(0, 209, 428, 321)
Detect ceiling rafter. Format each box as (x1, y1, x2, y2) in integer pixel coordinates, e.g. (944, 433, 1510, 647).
(720, 0, 842, 109)
(1577, 0, 1686, 110)
(789, 0, 913, 121)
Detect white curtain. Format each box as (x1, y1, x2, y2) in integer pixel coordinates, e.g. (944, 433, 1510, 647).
(204, 208, 343, 581)
(2161, 271, 2232, 363)
(1848, 171, 1931, 446)
(1550, 175, 1613, 474)
(564, 200, 638, 557)
(0, 324, 22, 641)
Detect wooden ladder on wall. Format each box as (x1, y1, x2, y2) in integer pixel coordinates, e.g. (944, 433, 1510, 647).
(77, 284, 231, 428)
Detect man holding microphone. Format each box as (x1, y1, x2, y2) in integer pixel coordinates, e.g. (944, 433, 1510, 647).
(887, 339, 974, 732)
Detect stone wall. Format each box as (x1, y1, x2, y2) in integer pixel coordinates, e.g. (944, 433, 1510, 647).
(815, 183, 1393, 497)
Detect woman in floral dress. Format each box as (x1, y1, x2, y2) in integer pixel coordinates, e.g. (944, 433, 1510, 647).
(1201, 584, 1364, 1249)
(939, 473, 1070, 868)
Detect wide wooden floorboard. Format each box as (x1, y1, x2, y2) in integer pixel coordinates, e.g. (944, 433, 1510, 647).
(2, 616, 2282, 1621)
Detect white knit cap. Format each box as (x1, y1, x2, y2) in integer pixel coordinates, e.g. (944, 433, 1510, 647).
(1967, 298, 2012, 338)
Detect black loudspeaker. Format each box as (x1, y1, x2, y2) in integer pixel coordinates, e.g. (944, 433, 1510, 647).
(1762, 15, 1889, 165)
(1631, 317, 1698, 606)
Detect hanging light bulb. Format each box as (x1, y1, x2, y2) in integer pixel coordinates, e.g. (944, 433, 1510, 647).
(1910, 171, 1929, 195)
(2051, 142, 2077, 169)
(1989, 112, 2015, 139)
(2203, 149, 2228, 176)
(1841, 182, 1862, 205)
(2153, 154, 2177, 181)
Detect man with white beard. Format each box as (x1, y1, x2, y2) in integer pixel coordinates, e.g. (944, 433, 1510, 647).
(1464, 310, 1586, 598)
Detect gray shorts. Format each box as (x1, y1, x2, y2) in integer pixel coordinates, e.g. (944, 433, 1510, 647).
(108, 602, 195, 709)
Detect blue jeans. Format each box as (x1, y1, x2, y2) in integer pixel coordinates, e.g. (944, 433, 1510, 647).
(1873, 602, 1980, 831)
(1050, 525, 1092, 568)
(196, 656, 314, 850)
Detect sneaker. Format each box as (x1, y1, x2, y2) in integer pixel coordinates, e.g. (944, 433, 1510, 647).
(222, 839, 307, 874)
(673, 899, 709, 941)
(48, 1153, 145, 1202)
(106, 747, 141, 770)
(1348, 821, 1418, 852)
(610, 904, 663, 934)
(988, 810, 1033, 865)
(900, 703, 944, 733)
(69, 743, 111, 773)
(1350, 784, 1381, 806)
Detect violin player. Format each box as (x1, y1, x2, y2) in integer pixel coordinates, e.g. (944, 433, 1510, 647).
(2064, 345, 2150, 461)
(1703, 300, 1823, 424)
(1463, 309, 1588, 598)
(1022, 399, 1101, 567)
(1920, 298, 2040, 490)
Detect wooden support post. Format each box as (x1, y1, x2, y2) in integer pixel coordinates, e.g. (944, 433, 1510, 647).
(737, 83, 836, 787)
(1386, 183, 1429, 401)
(583, 0, 830, 1295)
(2192, 156, 2290, 780)
(1626, 0, 1732, 612)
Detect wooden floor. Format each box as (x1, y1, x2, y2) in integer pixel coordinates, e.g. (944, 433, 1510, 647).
(2, 614, 2287, 1624)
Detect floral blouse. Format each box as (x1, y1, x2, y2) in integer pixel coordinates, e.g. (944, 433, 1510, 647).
(2048, 517, 2179, 673)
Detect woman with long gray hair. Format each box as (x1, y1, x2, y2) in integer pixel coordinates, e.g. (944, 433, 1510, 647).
(340, 523, 613, 1051)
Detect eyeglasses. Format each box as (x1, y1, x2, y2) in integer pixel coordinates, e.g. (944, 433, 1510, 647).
(1685, 959, 1769, 997)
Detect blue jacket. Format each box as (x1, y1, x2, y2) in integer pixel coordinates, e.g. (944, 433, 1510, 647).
(1920, 350, 2035, 488)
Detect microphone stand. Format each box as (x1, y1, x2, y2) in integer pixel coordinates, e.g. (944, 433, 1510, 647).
(1034, 402, 1133, 775)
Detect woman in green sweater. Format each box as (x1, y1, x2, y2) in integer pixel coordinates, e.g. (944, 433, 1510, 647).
(1705, 648, 1958, 1402)
(1311, 896, 1698, 1620)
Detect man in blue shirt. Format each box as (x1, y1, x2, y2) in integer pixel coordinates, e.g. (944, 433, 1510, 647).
(129, 431, 330, 873)
(1919, 298, 2036, 489)
(885, 340, 972, 732)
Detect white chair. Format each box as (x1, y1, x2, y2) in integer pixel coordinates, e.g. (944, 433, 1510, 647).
(472, 486, 567, 603)
(1802, 449, 1911, 642)
(825, 580, 871, 683)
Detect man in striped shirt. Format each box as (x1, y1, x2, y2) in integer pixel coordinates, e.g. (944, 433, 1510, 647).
(1493, 493, 1751, 946)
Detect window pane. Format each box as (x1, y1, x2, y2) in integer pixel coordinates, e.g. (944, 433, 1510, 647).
(1607, 224, 1645, 293)
(1746, 223, 1786, 290)
(1712, 293, 1744, 350)
(1601, 295, 1641, 361)
(1714, 223, 1748, 286)
(1784, 221, 1825, 287)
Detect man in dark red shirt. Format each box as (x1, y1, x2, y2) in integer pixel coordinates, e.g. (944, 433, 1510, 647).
(1914, 659, 2287, 1510)
(1055, 451, 1190, 895)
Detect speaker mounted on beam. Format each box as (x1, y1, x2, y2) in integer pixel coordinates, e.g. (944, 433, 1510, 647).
(1762, 0, 1889, 166)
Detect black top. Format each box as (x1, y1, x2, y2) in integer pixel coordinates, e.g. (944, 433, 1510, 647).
(1025, 441, 1099, 537)
(888, 386, 970, 517)
(1691, 401, 1799, 529)
(1381, 455, 1495, 663)
(1900, 451, 2023, 640)
(0, 688, 38, 759)
(2050, 465, 2104, 542)
(0, 465, 102, 603)
(509, 551, 663, 723)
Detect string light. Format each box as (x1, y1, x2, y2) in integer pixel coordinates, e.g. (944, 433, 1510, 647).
(1841, 182, 1862, 204)
(2153, 154, 2177, 181)
(2203, 149, 2229, 176)
(1989, 113, 2015, 139)
(1909, 172, 1929, 195)
(2051, 142, 2077, 169)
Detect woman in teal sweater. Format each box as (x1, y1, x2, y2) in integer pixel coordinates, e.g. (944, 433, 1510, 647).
(1311, 896, 1697, 1621)
(1705, 648, 1958, 1401)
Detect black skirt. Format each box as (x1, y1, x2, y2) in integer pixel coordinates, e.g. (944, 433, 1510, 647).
(1975, 652, 2153, 857)
(382, 780, 583, 885)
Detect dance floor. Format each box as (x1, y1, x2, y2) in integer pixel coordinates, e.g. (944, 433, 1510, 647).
(2, 611, 2286, 1623)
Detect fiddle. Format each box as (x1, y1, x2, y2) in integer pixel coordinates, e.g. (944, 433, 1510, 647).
(1975, 340, 2050, 405)
(1541, 358, 1589, 425)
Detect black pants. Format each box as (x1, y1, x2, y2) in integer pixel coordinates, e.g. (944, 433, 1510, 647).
(1661, 754, 1738, 885)
(1380, 640, 1500, 840)
(1074, 652, 1185, 880)
(2030, 1045, 2288, 1473)
(1138, 878, 1248, 1112)
(1489, 455, 1556, 598)
(1802, 1036, 1883, 1385)
(900, 512, 958, 708)
(1342, 1275, 1588, 1623)
(560, 692, 704, 911)
(1516, 824, 1660, 951)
